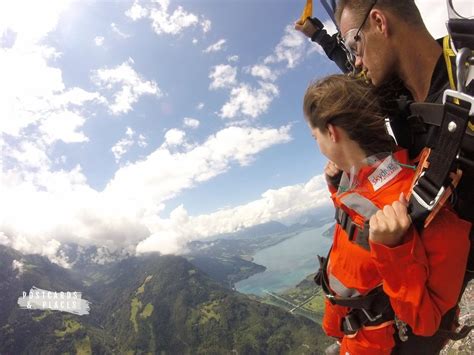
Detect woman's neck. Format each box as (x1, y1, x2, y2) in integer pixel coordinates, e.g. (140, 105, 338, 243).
(340, 140, 368, 174)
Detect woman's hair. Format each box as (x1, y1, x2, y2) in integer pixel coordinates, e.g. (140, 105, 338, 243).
(303, 74, 396, 155)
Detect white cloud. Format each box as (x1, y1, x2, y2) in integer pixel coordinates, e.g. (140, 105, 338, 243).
(39, 110, 89, 144)
(249, 64, 277, 81)
(192, 38, 198, 45)
(183, 117, 200, 129)
(196, 102, 204, 110)
(0, 165, 149, 264)
(0, 1, 103, 181)
(1, 125, 292, 260)
(220, 82, 279, 119)
(92, 58, 162, 115)
(209, 64, 237, 90)
(136, 173, 330, 254)
(164, 128, 186, 146)
(201, 19, 212, 33)
(151, 7, 197, 35)
(12, 259, 24, 278)
(0, 48, 59, 136)
(323, 19, 337, 34)
(0, 0, 73, 47)
(125, 1, 149, 20)
(227, 55, 239, 63)
(111, 22, 130, 38)
(104, 125, 292, 208)
(204, 39, 226, 53)
(7, 141, 50, 170)
(126, 0, 202, 36)
(111, 127, 135, 163)
(264, 25, 306, 69)
(53, 87, 105, 107)
(111, 127, 148, 162)
(216, 26, 310, 121)
(94, 36, 104, 46)
(138, 134, 147, 148)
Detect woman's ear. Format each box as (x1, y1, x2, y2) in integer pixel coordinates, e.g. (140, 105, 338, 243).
(327, 124, 338, 143)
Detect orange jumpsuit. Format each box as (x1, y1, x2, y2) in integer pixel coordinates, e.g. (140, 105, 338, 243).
(322, 149, 471, 354)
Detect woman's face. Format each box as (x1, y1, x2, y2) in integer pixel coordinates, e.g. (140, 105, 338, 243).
(310, 125, 340, 166)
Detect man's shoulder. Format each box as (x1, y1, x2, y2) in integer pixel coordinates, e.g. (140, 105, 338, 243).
(427, 57, 450, 103)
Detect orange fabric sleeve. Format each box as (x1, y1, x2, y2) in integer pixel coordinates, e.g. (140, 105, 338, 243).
(322, 298, 347, 338)
(369, 208, 471, 336)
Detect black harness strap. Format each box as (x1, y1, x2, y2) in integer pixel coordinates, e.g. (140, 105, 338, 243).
(409, 98, 471, 231)
(409, 102, 474, 136)
(447, 18, 474, 53)
(437, 325, 474, 341)
(334, 207, 370, 251)
(314, 247, 393, 336)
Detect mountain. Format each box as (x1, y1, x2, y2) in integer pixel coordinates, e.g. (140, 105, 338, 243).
(57, 243, 132, 269)
(0, 245, 114, 354)
(185, 254, 265, 288)
(0, 245, 332, 354)
(208, 221, 291, 241)
(184, 210, 334, 288)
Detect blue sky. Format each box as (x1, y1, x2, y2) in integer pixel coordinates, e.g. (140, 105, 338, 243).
(0, 0, 468, 263)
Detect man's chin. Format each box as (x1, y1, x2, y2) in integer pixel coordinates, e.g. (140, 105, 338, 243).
(368, 74, 381, 87)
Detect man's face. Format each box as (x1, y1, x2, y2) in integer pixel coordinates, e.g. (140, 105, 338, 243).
(339, 7, 392, 87)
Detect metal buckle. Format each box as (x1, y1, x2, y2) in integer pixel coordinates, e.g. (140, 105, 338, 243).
(344, 317, 355, 332)
(361, 308, 382, 322)
(455, 48, 473, 93)
(443, 89, 474, 115)
(411, 172, 446, 211)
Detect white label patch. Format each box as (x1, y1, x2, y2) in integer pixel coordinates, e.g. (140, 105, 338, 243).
(368, 156, 402, 191)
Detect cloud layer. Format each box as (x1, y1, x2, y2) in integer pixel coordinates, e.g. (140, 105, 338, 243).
(126, 0, 209, 36)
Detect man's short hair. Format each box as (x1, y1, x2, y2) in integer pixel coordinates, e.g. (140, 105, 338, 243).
(335, 0, 424, 28)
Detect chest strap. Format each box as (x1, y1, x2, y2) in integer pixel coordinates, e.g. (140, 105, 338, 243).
(335, 207, 371, 251)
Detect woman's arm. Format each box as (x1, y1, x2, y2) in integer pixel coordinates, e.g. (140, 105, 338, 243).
(369, 205, 470, 335)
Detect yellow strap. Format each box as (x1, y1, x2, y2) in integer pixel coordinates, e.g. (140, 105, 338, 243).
(442, 36, 474, 131)
(442, 35, 456, 91)
(298, 0, 313, 25)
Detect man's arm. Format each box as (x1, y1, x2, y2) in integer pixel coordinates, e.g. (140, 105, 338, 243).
(294, 17, 350, 73)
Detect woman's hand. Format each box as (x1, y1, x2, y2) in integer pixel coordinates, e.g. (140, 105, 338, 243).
(324, 161, 342, 189)
(324, 161, 342, 188)
(325, 161, 340, 178)
(369, 193, 412, 247)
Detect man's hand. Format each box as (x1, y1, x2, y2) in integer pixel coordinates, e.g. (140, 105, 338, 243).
(294, 18, 318, 39)
(369, 193, 412, 247)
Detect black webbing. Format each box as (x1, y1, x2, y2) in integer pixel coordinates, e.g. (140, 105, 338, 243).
(409, 99, 471, 230)
(334, 207, 370, 251)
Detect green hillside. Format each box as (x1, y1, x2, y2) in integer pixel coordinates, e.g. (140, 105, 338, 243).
(0, 246, 331, 354)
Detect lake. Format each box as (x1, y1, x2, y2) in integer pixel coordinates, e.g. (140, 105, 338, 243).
(235, 222, 333, 296)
